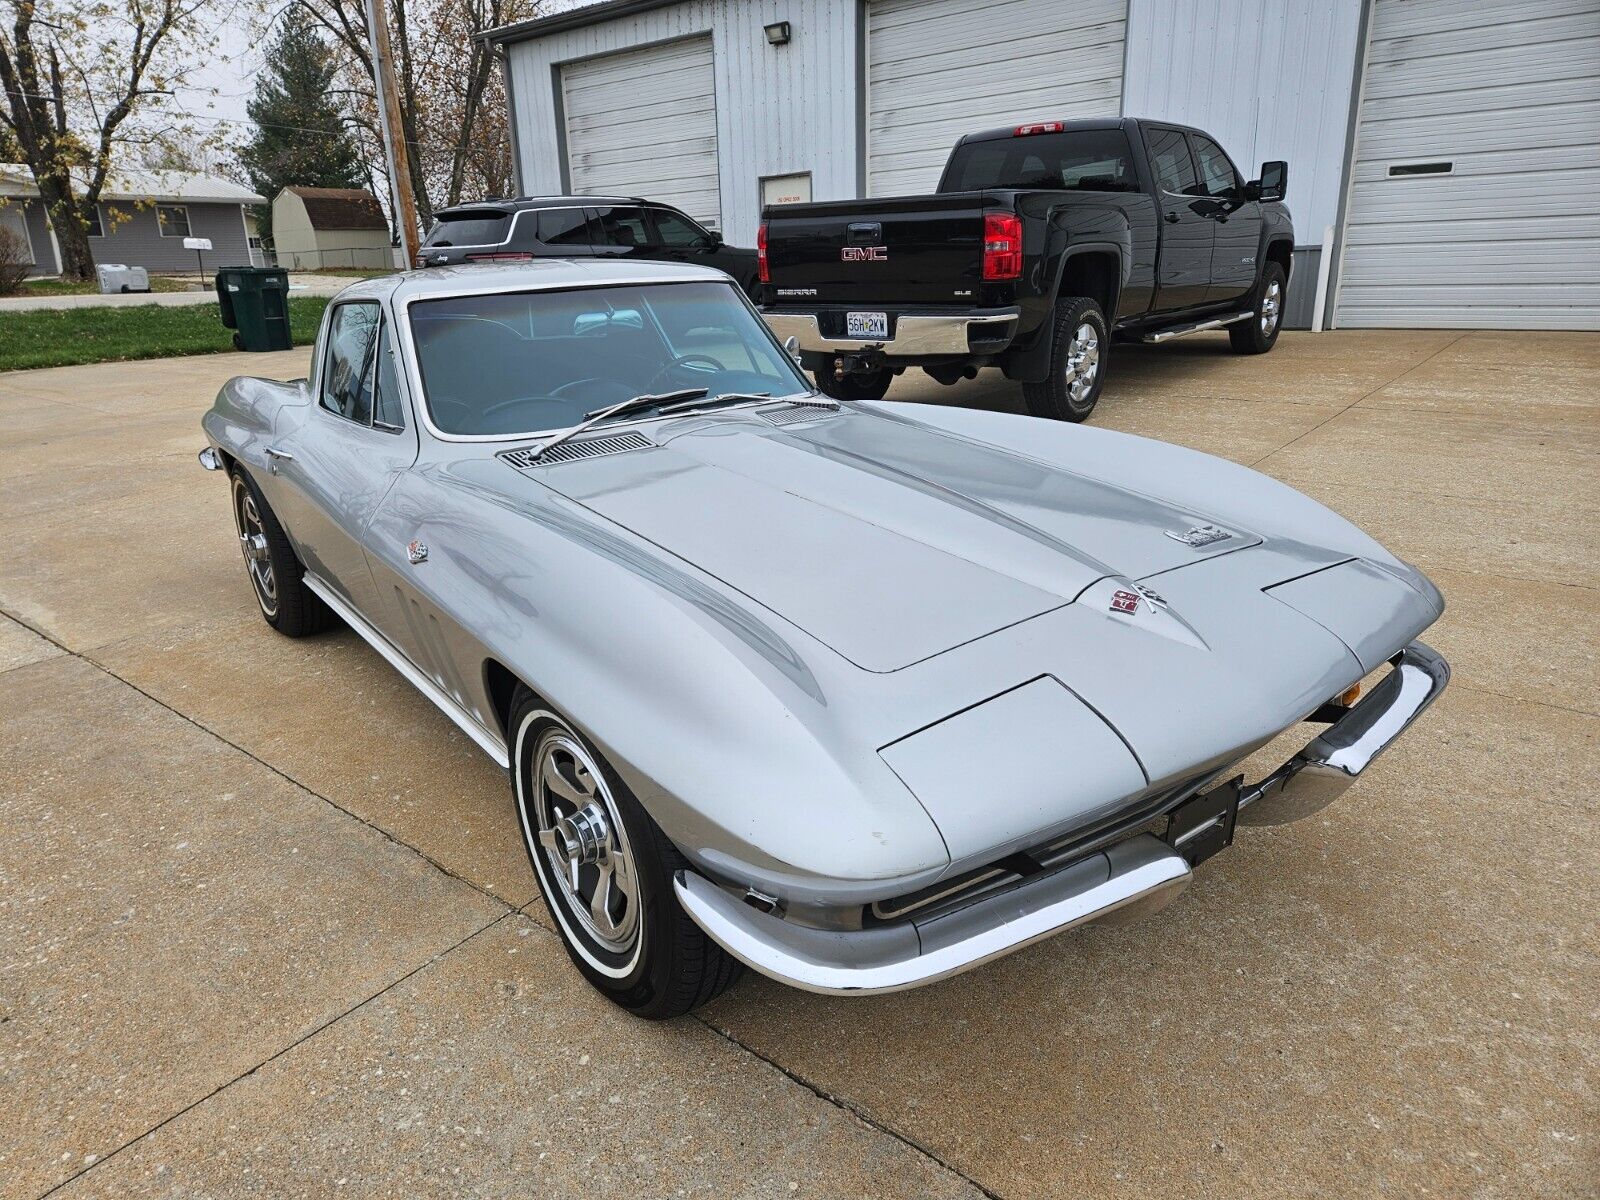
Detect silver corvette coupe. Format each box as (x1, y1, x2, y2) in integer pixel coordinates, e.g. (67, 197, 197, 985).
(200, 261, 1449, 1018)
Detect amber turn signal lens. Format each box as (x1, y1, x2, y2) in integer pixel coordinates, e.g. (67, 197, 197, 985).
(1337, 683, 1362, 708)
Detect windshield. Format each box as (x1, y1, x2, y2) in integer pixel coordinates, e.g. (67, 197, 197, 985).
(408, 280, 811, 436)
(942, 129, 1139, 192)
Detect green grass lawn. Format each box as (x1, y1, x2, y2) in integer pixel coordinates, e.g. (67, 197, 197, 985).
(13, 275, 194, 297)
(0, 297, 328, 372)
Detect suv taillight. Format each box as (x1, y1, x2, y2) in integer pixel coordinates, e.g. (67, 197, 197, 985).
(982, 213, 1022, 280)
(413, 254, 427, 269)
(757, 222, 769, 283)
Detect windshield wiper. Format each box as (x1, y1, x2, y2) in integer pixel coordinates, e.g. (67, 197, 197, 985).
(656, 391, 840, 416)
(529, 389, 707, 461)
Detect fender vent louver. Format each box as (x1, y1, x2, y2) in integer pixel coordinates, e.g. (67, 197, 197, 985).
(498, 430, 654, 469)
(762, 404, 835, 427)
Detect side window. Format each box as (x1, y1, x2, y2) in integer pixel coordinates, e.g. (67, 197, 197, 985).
(1191, 134, 1242, 197)
(535, 207, 594, 246)
(590, 206, 651, 247)
(649, 209, 709, 248)
(1147, 128, 1199, 195)
(321, 302, 380, 425)
(372, 321, 406, 431)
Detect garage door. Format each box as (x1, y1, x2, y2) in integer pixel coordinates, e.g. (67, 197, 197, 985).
(1336, 0, 1600, 329)
(866, 0, 1127, 197)
(561, 36, 721, 228)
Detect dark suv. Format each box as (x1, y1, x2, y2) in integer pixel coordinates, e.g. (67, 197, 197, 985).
(415, 196, 759, 296)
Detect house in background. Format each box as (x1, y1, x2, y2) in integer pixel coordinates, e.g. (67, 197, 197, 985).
(271, 186, 392, 270)
(0, 165, 264, 276)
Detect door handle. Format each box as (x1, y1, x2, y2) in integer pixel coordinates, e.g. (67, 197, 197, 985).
(263, 446, 294, 473)
(1164, 212, 1180, 224)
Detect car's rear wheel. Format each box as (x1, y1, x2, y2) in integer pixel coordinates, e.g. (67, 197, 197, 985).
(812, 359, 892, 401)
(510, 690, 742, 1019)
(1229, 261, 1287, 354)
(228, 465, 333, 637)
(1022, 296, 1109, 422)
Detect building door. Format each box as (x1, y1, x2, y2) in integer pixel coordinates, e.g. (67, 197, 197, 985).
(865, 0, 1128, 197)
(561, 35, 722, 230)
(1335, 0, 1600, 329)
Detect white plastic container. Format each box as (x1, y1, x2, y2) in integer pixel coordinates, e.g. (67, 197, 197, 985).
(96, 264, 150, 294)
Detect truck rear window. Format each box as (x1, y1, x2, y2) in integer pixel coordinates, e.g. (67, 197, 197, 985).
(422, 210, 512, 247)
(942, 130, 1139, 193)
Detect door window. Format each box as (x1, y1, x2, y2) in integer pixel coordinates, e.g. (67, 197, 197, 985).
(1146, 128, 1199, 195)
(321, 302, 380, 425)
(535, 207, 594, 246)
(590, 206, 651, 247)
(1190, 134, 1243, 197)
(648, 209, 710, 248)
(372, 321, 406, 431)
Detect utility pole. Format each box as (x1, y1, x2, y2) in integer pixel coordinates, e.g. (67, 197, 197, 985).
(363, 0, 421, 266)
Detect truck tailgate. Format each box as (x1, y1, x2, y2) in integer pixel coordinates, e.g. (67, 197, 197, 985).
(765, 192, 986, 307)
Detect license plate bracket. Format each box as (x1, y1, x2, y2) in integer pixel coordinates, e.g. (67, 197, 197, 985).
(1165, 776, 1242, 866)
(846, 311, 889, 340)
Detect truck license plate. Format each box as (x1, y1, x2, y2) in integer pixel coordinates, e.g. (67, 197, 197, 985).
(846, 311, 889, 339)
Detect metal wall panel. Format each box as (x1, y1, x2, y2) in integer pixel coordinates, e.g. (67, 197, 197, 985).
(562, 36, 722, 226)
(505, 0, 860, 246)
(1121, 0, 1365, 247)
(866, 0, 1127, 197)
(1336, 0, 1600, 329)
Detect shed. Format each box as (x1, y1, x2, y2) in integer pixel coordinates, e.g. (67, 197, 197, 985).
(271, 186, 393, 270)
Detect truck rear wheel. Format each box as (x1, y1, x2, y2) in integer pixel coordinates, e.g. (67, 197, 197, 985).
(1229, 261, 1286, 354)
(813, 359, 892, 401)
(1022, 296, 1108, 422)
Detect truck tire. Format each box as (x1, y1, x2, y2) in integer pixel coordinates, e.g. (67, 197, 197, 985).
(813, 360, 892, 402)
(1021, 297, 1108, 422)
(1229, 261, 1286, 354)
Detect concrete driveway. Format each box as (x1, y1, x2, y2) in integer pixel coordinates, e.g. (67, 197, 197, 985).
(1, 331, 1595, 1198)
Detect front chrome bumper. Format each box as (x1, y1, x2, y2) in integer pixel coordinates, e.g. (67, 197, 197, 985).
(760, 307, 1020, 356)
(675, 641, 1450, 997)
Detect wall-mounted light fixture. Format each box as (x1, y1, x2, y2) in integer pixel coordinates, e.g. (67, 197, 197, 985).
(764, 20, 791, 46)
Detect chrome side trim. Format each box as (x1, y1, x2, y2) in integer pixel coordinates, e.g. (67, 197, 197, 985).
(301, 573, 510, 767)
(761, 308, 1021, 356)
(1238, 641, 1449, 826)
(674, 834, 1191, 996)
(1141, 311, 1255, 343)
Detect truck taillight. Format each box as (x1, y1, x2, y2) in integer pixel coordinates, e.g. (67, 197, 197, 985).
(982, 213, 1022, 280)
(1014, 121, 1064, 136)
(757, 222, 769, 283)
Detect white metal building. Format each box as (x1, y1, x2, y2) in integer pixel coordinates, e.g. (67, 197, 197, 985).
(487, 0, 1600, 330)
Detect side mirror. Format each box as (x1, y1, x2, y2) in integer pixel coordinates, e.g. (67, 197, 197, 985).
(703, 230, 724, 248)
(783, 334, 801, 364)
(1254, 160, 1288, 202)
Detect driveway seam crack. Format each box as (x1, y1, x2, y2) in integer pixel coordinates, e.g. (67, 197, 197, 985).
(693, 1015, 1007, 1200)
(33, 912, 515, 1200)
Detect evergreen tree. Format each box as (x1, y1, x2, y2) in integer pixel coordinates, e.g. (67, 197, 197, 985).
(239, 7, 367, 241)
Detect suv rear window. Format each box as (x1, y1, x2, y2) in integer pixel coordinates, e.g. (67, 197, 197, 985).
(422, 210, 511, 247)
(942, 130, 1139, 193)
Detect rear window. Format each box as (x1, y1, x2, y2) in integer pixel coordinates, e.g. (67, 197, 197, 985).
(422, 210, 511, 247)
(942, 130, 1139, 193)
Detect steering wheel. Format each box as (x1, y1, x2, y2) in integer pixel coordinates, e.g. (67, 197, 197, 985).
(647, 354, 723, 392)
(550, 378, 635, 404)
(480, 395, 568, 420)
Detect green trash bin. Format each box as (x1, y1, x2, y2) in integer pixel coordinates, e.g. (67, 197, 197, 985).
(215, 266, 293, 352)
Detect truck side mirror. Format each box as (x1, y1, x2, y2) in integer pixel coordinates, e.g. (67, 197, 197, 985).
(1255, 160, 1288, 202)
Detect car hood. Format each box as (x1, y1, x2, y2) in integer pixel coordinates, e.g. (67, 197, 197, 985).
(529, 406, 1263, 671)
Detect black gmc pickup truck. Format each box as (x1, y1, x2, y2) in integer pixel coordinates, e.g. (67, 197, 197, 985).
(758, 117, 1292, 420)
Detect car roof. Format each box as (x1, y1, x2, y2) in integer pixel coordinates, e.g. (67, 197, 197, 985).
(334, 258, 734, 305)
(432, 194, 662, 215)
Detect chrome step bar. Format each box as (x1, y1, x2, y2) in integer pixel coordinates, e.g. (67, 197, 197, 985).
(1141, 310, 1255, 343)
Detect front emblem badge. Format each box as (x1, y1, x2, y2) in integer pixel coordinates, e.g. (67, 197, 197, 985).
(1110, 589, 1140, 614)
(1165, 523, 1233, 548)
(406, 539, 428, 565)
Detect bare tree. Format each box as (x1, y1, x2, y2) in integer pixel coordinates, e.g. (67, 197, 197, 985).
(0, 0, 219, 279)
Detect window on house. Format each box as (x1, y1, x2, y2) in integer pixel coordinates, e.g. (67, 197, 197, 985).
(157, 205, 191, 237)
(85, 205, 105, 237)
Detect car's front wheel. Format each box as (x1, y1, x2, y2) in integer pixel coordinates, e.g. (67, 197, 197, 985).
(1230, 261, 1287, 354)
(510, 690, 742, 1019)
(228, 464, 332, 637)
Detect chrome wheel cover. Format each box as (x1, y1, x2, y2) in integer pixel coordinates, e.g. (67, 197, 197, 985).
(1064, 321, 1101, 405)
(232, 479, 277, 617)
(1260, 279, 1282, 336)
(529, 729, 640, 954)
